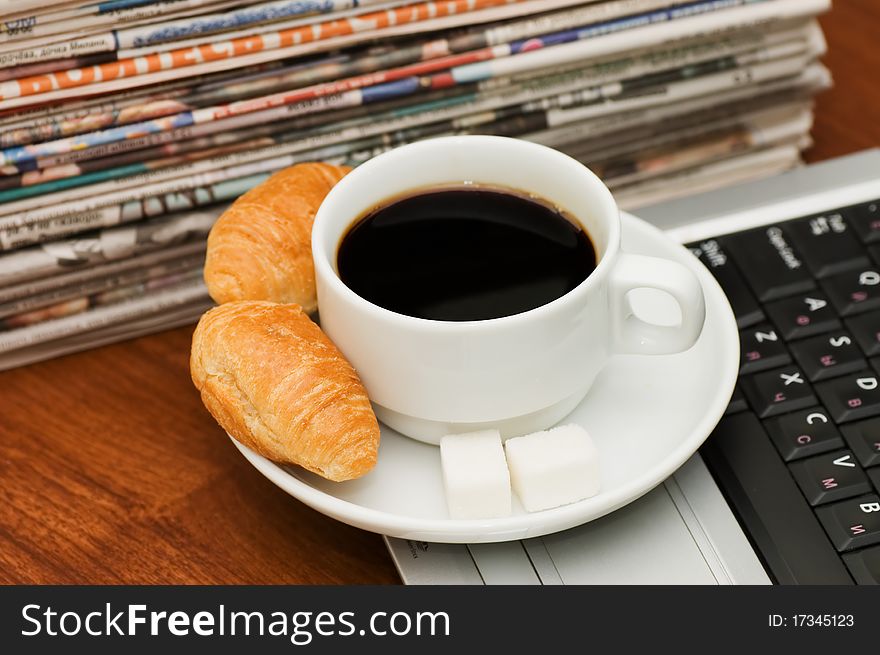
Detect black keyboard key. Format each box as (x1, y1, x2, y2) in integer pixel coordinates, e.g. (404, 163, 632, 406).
(842, 545, 880, 584)
(821, 268, 880, 316)
(741, 365, 816, 418)
(845, 311, 880, 357)
(789, 450, 871, 506)
(790, 331, 867, 382)
(816, 494, 880, 552)
(764, 407, 844, 461)
(700, 412, 852, 583)
(739, 325, 790, 374)
(871, 468, 880, 491)
(846, 200, 880, 245)
(840, 418, 880, 468)
(722, 226, 815, 302)
(782, 212, 870, 278)
(815, 371, 880, 423)
(725, 384, 748, 415)
(688, 239, 764, 328)
(764, 292, 840, 341)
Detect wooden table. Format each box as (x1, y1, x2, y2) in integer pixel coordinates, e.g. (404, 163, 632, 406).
(2, 3, 879, 585)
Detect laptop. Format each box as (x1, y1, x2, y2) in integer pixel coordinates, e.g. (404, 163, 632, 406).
(385, 148, 880, 584)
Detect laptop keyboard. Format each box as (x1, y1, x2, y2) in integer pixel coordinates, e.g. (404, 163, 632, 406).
(688, 199, 880, 585)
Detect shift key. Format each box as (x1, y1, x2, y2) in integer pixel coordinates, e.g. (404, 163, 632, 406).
(688, 239, 764, 328)
(722, 225, 815, 302)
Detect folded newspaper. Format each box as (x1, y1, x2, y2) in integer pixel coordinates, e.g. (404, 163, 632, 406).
(0, 0, 833, 369)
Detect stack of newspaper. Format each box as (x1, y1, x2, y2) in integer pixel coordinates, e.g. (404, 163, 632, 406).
(0, 0, 832, 368)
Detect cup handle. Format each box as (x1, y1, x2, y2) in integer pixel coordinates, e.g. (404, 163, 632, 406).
(609, 252, 706, 355)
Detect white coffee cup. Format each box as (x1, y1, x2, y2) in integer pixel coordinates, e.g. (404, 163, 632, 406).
(312, 136, 705, 444)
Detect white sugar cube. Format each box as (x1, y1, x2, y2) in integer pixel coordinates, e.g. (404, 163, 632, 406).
(440, 430, 512, 519)
(504, 424, 600, 512)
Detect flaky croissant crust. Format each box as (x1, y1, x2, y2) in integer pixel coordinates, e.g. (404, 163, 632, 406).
(190, 300, 379, 481)
(204, 162, 350, 312)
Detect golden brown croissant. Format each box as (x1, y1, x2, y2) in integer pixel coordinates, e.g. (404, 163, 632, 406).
(203, 163, 350, 312)
(190, 300, 379, 481)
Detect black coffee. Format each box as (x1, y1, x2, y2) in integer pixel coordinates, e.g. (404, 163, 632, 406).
(337, 186, 596, 321)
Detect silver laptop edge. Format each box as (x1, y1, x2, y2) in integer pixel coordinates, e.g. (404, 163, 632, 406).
(386, 149, 880, 585)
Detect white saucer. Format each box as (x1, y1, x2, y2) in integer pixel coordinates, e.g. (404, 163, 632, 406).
(232, 212, 739, 543)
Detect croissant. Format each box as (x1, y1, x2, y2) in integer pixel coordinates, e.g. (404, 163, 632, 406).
(203, 162, 350, 312)
(190, 300, 380, 481)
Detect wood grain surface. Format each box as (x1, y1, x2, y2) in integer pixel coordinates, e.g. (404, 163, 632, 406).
(1, 2, 878, 584)
(806, 1, 880, 163)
